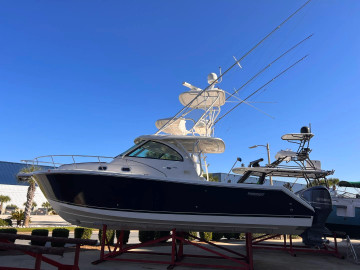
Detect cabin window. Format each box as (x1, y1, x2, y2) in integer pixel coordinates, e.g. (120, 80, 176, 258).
(127, 141, 183, 161)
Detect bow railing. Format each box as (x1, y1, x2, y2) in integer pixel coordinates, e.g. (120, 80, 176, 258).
(21, 155, 114, 169)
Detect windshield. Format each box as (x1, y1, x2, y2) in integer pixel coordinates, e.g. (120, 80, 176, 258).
(127, 141, 183, 161)
(116, 142, 143, 158)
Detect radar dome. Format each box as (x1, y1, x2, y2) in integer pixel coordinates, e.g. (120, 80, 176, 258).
(207, 73, 218, 84)
(300, 126, 310, 134)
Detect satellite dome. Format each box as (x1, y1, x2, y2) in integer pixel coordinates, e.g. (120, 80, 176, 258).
(300, 126, 310, 134)
(207, 73, 218, 84)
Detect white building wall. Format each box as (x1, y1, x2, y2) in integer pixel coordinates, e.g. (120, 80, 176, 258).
(0, 184, 48, 211)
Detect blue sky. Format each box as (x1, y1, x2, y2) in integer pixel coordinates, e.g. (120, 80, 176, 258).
(0, 1, 359, 183)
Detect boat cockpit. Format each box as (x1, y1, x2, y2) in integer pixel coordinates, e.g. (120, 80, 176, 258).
(110, 136, 225, 181)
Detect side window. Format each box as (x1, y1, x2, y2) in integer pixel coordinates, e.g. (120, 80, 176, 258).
(127, 141, 183, 161)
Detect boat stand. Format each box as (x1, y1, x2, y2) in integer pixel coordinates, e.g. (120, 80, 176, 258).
(251, 233, 343, 258)
(92, 225, 254, 269)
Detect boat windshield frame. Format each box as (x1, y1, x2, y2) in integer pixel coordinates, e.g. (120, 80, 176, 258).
(115, 142, 145, 158)
(124, 140, 184, 162)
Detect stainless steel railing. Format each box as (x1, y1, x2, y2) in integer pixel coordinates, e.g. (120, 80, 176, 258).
(21, 155, 114, 169)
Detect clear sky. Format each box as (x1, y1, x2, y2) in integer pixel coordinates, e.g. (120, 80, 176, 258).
(0, 0, 359, 183)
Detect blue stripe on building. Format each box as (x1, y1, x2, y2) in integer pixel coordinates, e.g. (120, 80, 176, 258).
(0, 161, 50, 186)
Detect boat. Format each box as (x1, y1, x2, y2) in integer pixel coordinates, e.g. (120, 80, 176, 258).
(17, 2, 325, 236)
(18, 72, 330, 239)
(232, 127, 334, 245)
(326, 181, 360, 239)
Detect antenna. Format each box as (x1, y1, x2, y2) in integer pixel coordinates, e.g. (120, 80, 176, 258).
(183, 82, 201, 91)
(218, 67, 223, 83)
(155, 0, 312, 135)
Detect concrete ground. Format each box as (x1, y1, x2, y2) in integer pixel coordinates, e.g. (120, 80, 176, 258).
(0, 237, 359, 269)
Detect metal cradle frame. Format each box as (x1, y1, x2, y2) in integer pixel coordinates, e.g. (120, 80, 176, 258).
(251, 233, 343, 258)
(0, 240, 82, 270)
(92, 225, 254, 270)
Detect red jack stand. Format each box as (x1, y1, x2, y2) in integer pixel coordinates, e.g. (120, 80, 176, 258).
(92, 225, 254, 270)
(251, 233, 343, 258)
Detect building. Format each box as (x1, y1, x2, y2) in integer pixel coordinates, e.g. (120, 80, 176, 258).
(0, 161, 50, 214)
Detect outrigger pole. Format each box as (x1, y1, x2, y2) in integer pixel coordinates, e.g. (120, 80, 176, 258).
(155, 0, 312, 135)
(214, 54, 309, 125)
(226, 33, 313, 102)
(197, 33, 313, 122)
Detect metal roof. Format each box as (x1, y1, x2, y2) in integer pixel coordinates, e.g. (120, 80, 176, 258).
(0, 161, 50, 186)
